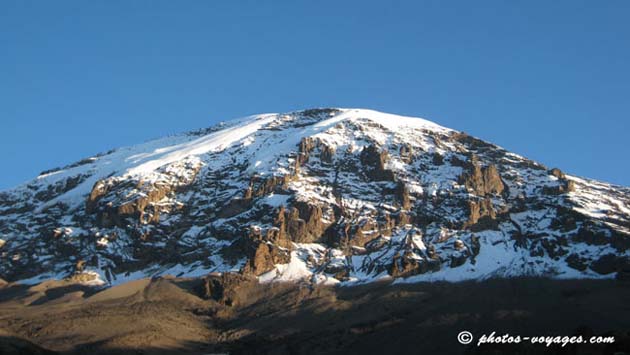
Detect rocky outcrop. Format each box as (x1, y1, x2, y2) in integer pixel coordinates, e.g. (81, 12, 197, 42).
(360, 145, 396, 181)
(244, 175, 291, 199)
(465, 198, 497, 230)
(543, 168, 576, 195)
(399, 144, 413, 163)
(242, 240, 291, 276)
(390, 251, 440, 277)
(320, 144, 335, 164)
(459, 161, 504, 196)
(394, 181, 411, 210)
(287, 201, 325, 243)
(267, 202, 326, 244)
(93, 182, 173, 227)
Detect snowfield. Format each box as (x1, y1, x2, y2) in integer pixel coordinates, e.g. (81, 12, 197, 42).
(0, 108, 628, 286)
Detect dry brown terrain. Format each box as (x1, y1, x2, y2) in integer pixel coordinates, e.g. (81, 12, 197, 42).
(1, 276, 629, 355)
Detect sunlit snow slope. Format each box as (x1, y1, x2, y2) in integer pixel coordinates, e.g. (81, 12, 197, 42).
(1, 108, 629, 286)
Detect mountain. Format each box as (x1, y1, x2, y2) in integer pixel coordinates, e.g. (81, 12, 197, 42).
(1, 108, 629, 286)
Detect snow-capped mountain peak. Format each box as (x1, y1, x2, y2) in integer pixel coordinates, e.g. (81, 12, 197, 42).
(1, 108, 629, 286)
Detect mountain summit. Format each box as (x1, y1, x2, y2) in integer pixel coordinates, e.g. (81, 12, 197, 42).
(1, 108, 629, 285)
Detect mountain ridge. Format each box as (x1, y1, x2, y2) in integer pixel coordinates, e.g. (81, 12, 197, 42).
(1, 108, 629, 286)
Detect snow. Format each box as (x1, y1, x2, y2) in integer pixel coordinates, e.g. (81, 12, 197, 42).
(2, 107, 629, 289)
(259, 250, 311, 283)
(260, 193, 291, 207)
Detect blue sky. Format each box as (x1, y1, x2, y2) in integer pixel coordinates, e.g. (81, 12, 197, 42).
(1, 0, 629, 189)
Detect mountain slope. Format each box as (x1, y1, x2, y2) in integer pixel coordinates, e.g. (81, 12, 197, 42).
(1, 108, 629, 285)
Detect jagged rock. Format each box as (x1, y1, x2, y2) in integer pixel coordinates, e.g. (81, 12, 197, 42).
(549, 207, 581, 232)
(245, 175, 291, 199)
(86, 180, 110, 213)
(390, 251, 440, 277)
(465, 198, 497, 230)
(459, 162, 504, 196)
(320, 144, 335, 164)
(450, 131, 497, 150)
(283, 201, 325, 243)
(394, 181, 411, 210)
(399, 144, 413, 163)
(297, 137, 315, 166)
(376, 210, 411, 237)
(34, 174, 87, 202)
(242, 241, 291, 276)
(87, 180, 174, 227)
(360, 144, 396, 181)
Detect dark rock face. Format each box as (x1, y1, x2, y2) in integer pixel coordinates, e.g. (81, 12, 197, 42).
(466, 198, 497, 230)
(590, 254, 630, 275)
(241, 242, 291, 276)
(360, 144, 396, 181)
(287, 201, 325, 243)
(459, 162, 505, 196)
(395, 181, 411, 210)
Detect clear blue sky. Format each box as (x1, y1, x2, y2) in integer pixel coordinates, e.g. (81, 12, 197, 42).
(1, 0, 629, 189)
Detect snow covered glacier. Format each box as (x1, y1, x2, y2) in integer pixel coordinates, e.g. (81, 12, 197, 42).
(1, 108, 629, 286)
